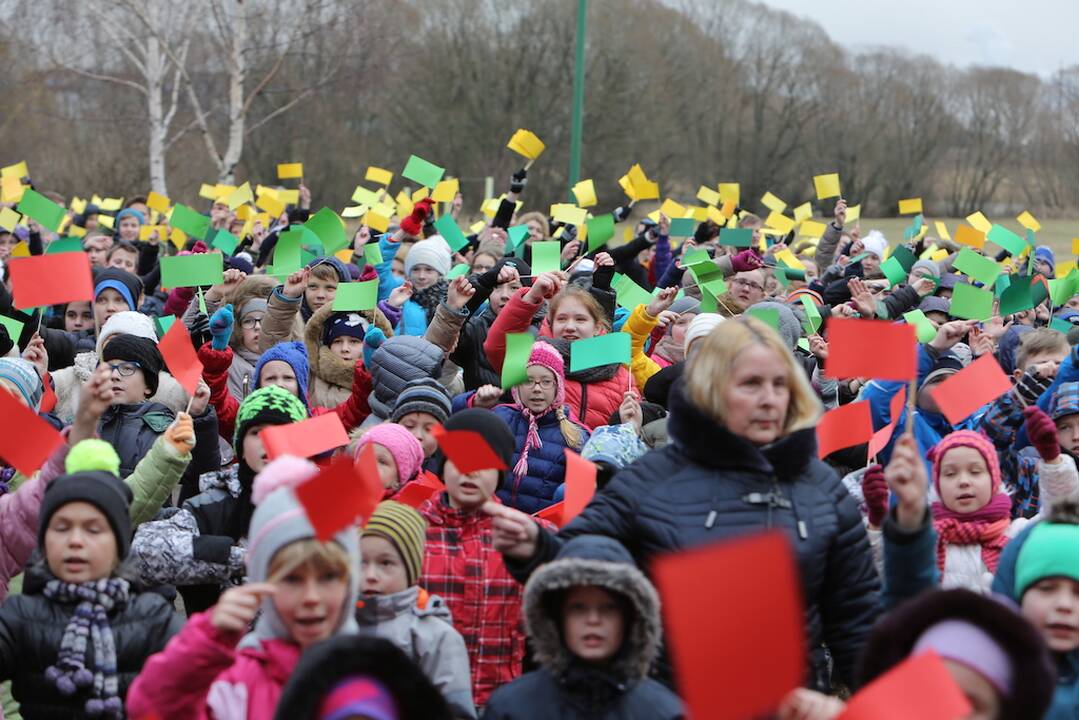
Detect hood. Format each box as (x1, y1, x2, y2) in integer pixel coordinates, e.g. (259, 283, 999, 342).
(523, 535, 662, 681)
(1049, 382, 1079, 422)
(368, 335, 444, 419)
(253, 340, 310, 407)
(356, 585, 452, 626)
(303, 300, 391, 389)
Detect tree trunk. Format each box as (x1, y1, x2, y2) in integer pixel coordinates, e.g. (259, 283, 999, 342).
(217, 0, 246, 184)
(145, 34, 169, 195)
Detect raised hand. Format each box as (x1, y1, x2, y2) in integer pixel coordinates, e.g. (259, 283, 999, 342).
(525, 272, 564, 304)
(482, 501, 539, 559)
(645, 286, 678, 318)
(388, 281, 414, 309)
(283, 268, 308, 299)
(883, 434, 928, 530)
(212, 583, 277, 634)
(446, 276, 477, 310)
(473, 384, 502, 409)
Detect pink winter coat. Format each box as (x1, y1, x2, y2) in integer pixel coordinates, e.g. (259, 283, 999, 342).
(127, 610, 302, 720)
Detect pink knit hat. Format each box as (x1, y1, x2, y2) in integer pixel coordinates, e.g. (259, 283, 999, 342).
(355, 423, 424, 485)
(929, 430, 1001, 496)
(511, 341, 566, 409)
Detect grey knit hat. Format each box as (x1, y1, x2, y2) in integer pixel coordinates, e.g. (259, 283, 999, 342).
(390, 378, 452, 423)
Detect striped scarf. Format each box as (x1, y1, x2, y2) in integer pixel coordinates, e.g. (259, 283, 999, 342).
(932, 494, 1012, 574)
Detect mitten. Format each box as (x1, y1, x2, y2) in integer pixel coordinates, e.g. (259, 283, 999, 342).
(401, 198, 435, 236)
(209, 304, 235, 351)
(1024, 405, 1061, 462)
(861, 464, 888, 528)
(730, 249, 763, 273)
(164, 412, 195, 453)
(1015, 369, 1052, 406)
(612, 205, 630, 223)
(363, 326, 387, 368)
(510, 168, 528, 194)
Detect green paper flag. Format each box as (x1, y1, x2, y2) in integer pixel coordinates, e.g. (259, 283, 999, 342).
(447, 263, 470, 279)
(987, 224, 1027, 257)
(700, 284, 718, 313)
(531, 241, 561, 274)
(1049, 270, 1079, 307)
(197, 287, 207, 315)
(269, 229, 303, 276)
(569, 333, 631, 373)
(305, 208, 348, 254)
(45, 237, 84, 254)
(155, 314, 176, 338)
(211, 229, 240, 256)
(891, 245, 917, 273)
(332, 280, 379, 311)
(169, 204, 211, 240)
(402, 155, 445, 188)
(800, 296, 822, 335)
(747, 307, 780, 332)
(585, 214, 615, 252)
(613, 273, 654, 310)
(995, 273, 1012, 298)
(502, 333, 535, 389)
(0, 315, 25, 346)
(161, 254, 223, 288)
(880, 257, 908, 288)
(669, 218, 696, 237)
(999, 276, 1047, 316)
(16, 189, 66, 232)
(902, 309, 938, 343)
(719, 227, 753, 248)
(1050, 317, 1074, 335)
(954, 248, 1001, 286)
(433, 214, 469, 252)
(797, 337, 811, 353)
(681, 249, 710, 267)
(363, 242, 383, 267)
(506, 225, 530, 251)
(775, 265, 805, 288)
(950, 283, 994, 321)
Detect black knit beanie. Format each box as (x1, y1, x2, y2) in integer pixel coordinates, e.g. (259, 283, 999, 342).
(102, 334, 162, 397)
(443, 408, 516, 489)
(38, 471, 134, 560)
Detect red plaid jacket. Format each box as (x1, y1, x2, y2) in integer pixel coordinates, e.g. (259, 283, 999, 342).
(418, 495, 533, 707)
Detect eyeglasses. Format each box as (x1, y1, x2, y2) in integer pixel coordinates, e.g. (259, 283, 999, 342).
(731, 278, 764, 292)
(523, 378, 556, 390)
(240, 317, 262, 329)
(105, 361, 141, 378)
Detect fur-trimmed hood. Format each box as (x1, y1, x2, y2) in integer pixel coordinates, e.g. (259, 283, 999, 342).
(304, 300, 392, 390)
(524, 535, 662, 682)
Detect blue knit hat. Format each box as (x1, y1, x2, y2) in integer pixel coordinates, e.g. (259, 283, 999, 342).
(115, 208, 146, 226)
(1035, 246, 1056, 278)
(323, 312, 370, 346)
(0, 358, 43, 411)
(254, 341, 310, 407)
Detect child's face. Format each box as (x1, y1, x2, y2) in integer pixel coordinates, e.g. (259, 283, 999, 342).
(94, 288, 130, 328)
(108, 248, 138, 274)
(409, 263, 440, 290)
(240, 311, 263, 352)
(0, 379, 28, 408)
(1057, 414, 1079, 456)
(330, 335, 363, 362)
(551, 296, 597, 341)
(1016, 350, 1067, 381)
(562, 585, 625, 664)
(391, 257, 405, 280)
(65, 301, 94, 332)
(670, 313, 694, 348)
(518, 366, 557, 414)
(305, 276, 338, 312)
(372, 443, 400, 491)
(443, 460, 499, 511)
(1021, 577, 1079, 653)
(259, 360, 299, 397)
(118, 217, 140, 241)
(273, 560, 349, 649)
(941, 659, 1001, 720)
(938, 446, 992, 513)
(44, 501, 117, 583)
(103, 360, 150, 405)
(242, 423, 271, 473)
(396, 412, 439, 458)
(489, 277, 522, 314)
(360, 535, 409, 596)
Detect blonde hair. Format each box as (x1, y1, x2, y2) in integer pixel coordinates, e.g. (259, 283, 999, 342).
(685, 315, 820, 434)
(267, 538, 350, 584)
(309, 263, 341, 284)
(1017, 328, 1069, 370)
(548, 285, 611, 334)
(555, 407, 585, 449)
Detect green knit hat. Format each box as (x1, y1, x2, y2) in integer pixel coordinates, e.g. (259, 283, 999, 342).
(362, 500, 427, 586)
(1015, 522, 1079, 599)
(233, 384, 307, 450)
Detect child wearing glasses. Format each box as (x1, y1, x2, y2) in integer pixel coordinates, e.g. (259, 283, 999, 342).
(468, 342, 590, 514)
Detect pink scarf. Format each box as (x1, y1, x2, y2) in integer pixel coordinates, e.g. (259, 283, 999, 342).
(931, 493, 1012, 574)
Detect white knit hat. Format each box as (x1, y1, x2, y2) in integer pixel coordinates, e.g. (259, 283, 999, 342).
(861, 230, 888, 259)
(683, 312, 724, 353)
(96, 311, 157, 357)
(404, 236, 452, 278)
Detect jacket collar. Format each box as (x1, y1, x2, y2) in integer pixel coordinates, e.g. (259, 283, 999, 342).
(356, 586, 419, 624)
(421, 493, 488, 528)
(666, 380, 815, 480)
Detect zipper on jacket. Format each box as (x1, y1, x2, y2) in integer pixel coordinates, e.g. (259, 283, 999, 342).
(242, 373, 250, 398)
(741, 480, 808, 540)
(579, 382, 589, 423)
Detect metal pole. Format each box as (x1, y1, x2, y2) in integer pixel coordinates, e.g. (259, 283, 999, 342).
(568, 0, 587, 199)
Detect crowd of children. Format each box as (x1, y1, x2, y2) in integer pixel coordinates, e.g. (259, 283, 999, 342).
(0, 150, 1078, 720)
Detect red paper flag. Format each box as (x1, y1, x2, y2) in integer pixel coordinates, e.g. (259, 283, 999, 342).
(825, 318, 917, 382)
(395, 481, 440, 508)
(0, 386, 64, 476)
(867, 387, 907, 461)
(929, 353, 1013, 426)
(563, 449, 597, 524)
(8, 253, 94, 310)
(533, 501, 565, 528)
(295, 448, 384, 541)
(260, 413, 350, 462)
(816, 400, 873, 459)
(839, 651, 971, 720)
(652, 531, 804, 720)
(39, 372, 56, 414)
(432, 426, 508, 475)
(157, 320, 203, 395)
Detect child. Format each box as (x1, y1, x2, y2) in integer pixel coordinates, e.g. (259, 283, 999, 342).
(621, 287, 699, 391)
(130, 385, 308, 614)
(354, 423, 426, 498)
(302, 302, 390, 410)
(0, 468, 184, 718)
(470, 341, 590, 514)
(260, 258, 351, 348)
(365, 335, 447, 424)
(418, 408, 529, 707)
(391, 377, 453, 460)
(483, 535, 683, 719)
(358, 501, 475, 718)
(127, 455, 361, 719)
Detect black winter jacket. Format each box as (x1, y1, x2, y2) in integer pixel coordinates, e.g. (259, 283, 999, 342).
(509, 382, 881, 691)
(0, 569, 183, 719)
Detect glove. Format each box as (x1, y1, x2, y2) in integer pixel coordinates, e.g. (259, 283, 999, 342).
(510, 168, 528, 194)
(730, 249, 763, 273)
(363, 326, 387, 368)
(164, 412, 195, 453)
(1024, 405, 1061, 462)
(1015, 369, 1052, 406)
(612, 205, 631, 224)
(209, 304, 235, 351)
(401, 198, 435, 236)
(187, 311, 210, 338)
(861, 464, 888, 528)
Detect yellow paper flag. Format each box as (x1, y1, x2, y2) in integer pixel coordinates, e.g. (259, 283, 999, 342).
(813, 173, 841, 200)
(658, 198, 686, 219)
(225, 182, 254, 211)
(931, 249, 950, 263)
(365, 167, 394, 186)
(920, 244, 939, 260)
(846, 204, 861, 223)
(235, 205, 254, 221)
(256, 192, 285, 218)
(0, 161, 28, 179)
(793, 203, 813, 222)
(898, 198, 922, 215)
(411, 187, 430, 203)
(68, 225, 86, 238)
(1, 177, 25, 204)
(276, 189, 299, 206)
(364, 210, 390, 233)
(626, 164, 659, 201)
(277, 163, 304, 180)
(1072, 239, 1079, 256)
(169, 228, 187, 250)
(431, 178, 459, 203)
(765, 211, 795, 235)
(10, 242, 29, 258)
(97, 215, 114, 230)
(954, 224, 986, 250)
(718, 183, 740, 206)
(572, 180, 598, 208)
(799, 220, 827, 238)
(198, 183, 217, 200)
(773, 248, 804, 270)
(551, 204, 587, 226)
(341, 206, 367, 219)
(146, 192, 170, 214)
(469, 220, 486, 234)
(352, 186, 379, 207)
(396, 190, 415, 218)
(934, 221, 951, 242)
(720, 200, 736, 219)
(966, 211, 992, 234)
(0, 207, 21, 231)
(1059, 260, 1077, 277)
(706, 205, 726, 225)
(507, 129, 546, 161)
(1017, 211, 1041, 233)
(760, 192, 786, 213)
(696, 186, 721, 207)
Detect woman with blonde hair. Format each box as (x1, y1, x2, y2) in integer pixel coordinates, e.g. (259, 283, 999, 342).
(484, 315, 880, 692)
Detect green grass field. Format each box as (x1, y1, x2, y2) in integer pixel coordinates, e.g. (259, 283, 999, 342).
(854, 218, 1078, 261)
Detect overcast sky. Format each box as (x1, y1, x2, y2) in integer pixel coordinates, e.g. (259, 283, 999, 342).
(758, 0, 1077, 77)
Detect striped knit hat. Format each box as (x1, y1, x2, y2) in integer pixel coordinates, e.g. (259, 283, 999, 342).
(362, 501, 426, 586)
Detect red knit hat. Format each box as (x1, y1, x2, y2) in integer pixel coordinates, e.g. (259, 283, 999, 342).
(929, 430, 1001, 497)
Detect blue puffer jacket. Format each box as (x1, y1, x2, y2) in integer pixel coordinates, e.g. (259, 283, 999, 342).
(373, 234, 429, 337)
(492, 404, 589, 515)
